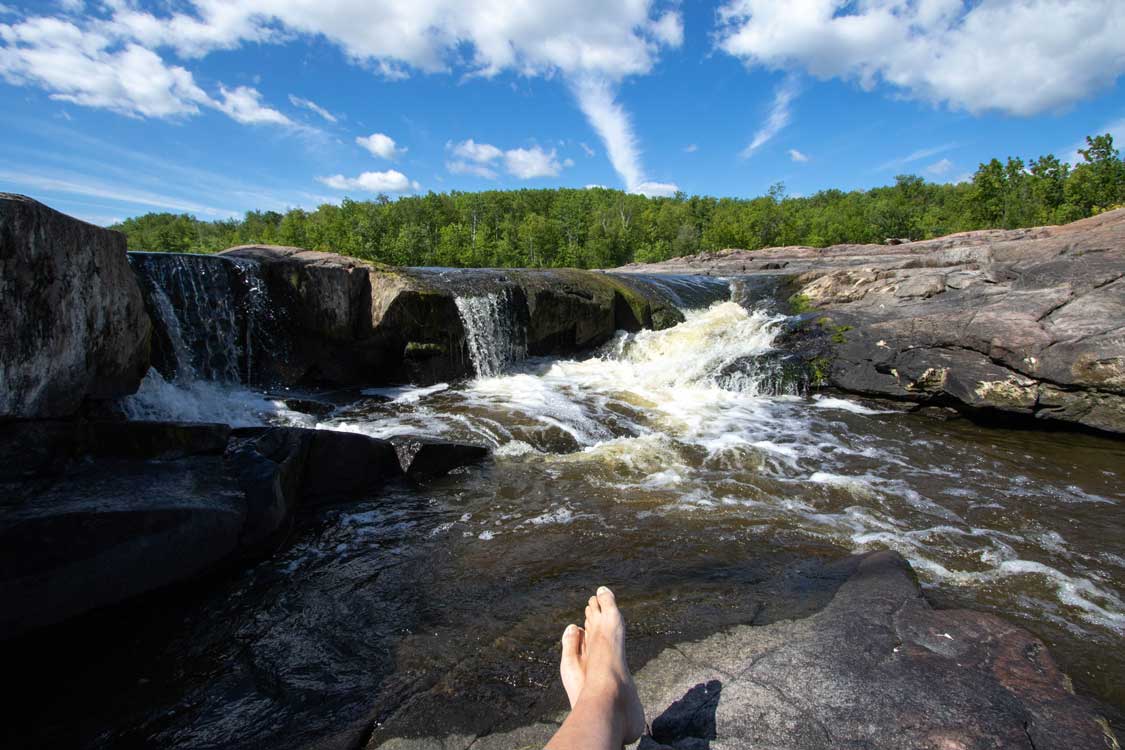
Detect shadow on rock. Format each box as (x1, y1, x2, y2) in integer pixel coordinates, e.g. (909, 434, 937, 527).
(640, 680, 722, 750)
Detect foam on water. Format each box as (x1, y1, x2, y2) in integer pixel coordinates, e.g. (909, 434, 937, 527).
(322, 299, 1124, 636)
(121, 369, 309, 427)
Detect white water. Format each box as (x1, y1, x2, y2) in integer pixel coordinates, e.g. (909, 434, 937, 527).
(321, 300, 1125, 638)
(118, 294, 1125, 640)
(454, 290, 527, 377)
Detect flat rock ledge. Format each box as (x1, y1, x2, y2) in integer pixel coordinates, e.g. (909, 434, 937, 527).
(373, 552, 1118, 750)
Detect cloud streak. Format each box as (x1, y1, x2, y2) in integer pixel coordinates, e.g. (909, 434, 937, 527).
(741, 75, 800, 158)
(571, 76, 677, 196)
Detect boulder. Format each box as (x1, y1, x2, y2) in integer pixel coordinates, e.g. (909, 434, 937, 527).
(0, 419, 231, 480)
(225, 427, 312, 551)
(0, 194, 151, 419)
(390, 436, 490, 478)
(303, 429, 403, 501)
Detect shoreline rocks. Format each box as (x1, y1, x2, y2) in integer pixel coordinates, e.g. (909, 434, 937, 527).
(0, 419, 422, 640)
(371, 551, 1119, 750)
(1, 193, 151, 419)
(621, 209, 1125, 435)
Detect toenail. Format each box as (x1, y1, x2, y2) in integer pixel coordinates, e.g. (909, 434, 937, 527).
(597, 586, 612, 595)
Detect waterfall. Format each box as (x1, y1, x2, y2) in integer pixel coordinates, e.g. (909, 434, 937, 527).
(128, 253, 280, 386)
(455, 289, 527, 378)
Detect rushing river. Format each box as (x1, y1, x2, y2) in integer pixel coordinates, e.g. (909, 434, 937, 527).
(12, 289, 1123, 748)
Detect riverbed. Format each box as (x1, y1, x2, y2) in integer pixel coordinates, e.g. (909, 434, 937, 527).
(9, 294, 1122, 748)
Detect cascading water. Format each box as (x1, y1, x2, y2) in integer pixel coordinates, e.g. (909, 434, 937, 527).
(454, 289, 528, 378)
(122, 253, 295, 425)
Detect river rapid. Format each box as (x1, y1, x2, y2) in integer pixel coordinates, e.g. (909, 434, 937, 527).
(12, 286, 1123, 748)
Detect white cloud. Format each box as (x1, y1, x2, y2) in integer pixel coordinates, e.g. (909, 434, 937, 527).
(683, 143, 698, 153)
(632, 181, 678, 197)
(317, 169, 417, 193)
(926, 157, 953, 176)
(449, 138, 504, 164)
(289, 94, 338, 123)
(787, 148, 808, 162)
(0, 18, 211, 118)
(503, 146, 564, 178)
(648, 11, 683, 47)
(215, 85, 294, 126)
(445, 140, 569, 179)
(356, 132, 405, 160)
(579, 141, 595, 157)
(741, 74, 800, 158)
(0, 15, 305, 131)
(877, 143, 957, 172)
(716, 0, 1125, 116)
(1, 2, 683, 187)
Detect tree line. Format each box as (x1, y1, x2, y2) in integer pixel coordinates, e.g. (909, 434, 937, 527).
(113, 134, 1125, 268)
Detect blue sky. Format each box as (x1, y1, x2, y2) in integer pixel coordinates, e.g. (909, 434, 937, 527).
(1, 0, 1123, 226)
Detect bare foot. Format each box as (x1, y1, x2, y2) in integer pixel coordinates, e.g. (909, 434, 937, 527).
(560, 623, 587, 708)
(581, 586, 646, 743)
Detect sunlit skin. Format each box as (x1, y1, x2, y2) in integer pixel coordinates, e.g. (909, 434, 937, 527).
(546, 586, 646, 750)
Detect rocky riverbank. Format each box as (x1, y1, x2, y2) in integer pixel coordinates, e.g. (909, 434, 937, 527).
(376, 552, 1115, 750)
(1, 193, 1121, 749)
(620, 209, 1125, 434)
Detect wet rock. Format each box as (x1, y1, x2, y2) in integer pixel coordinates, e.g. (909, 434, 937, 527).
(225, 427, 311, 550)
(281, 397, 335, 418)
(303, 428, 403, 501)
(628, 551, 1115, 750)
(624, 208, 1125, 434)
(391, 436, 490, 478)
(0, 421, 413, 640)
(1, 193, 151, 418)
(0, 456, 245, 640)
(0, 419, 231, 480)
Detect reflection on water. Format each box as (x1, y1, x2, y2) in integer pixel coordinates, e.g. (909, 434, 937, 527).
(40, 297, 1125, 747)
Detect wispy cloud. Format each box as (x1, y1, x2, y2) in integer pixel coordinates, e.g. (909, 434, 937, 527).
(0, 168, 229, 215)
(925, 157, 953, 176)
(683, 143, 698, 153)
(741, 75, 800, 158)
(571, 76, 677, 196)
(876, 142, 957, 172)
(787, 148, 808, 163)
(289, 94, 338, 123)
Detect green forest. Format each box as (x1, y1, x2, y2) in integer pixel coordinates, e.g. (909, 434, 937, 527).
(113, 134, 1125, 269)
